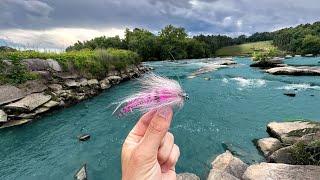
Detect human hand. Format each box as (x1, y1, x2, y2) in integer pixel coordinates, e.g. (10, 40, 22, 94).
(121, 107, 180, 180)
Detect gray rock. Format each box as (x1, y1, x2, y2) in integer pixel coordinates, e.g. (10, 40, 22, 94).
(107, 76, 122, 84)
(0, 119, 32, 129)
(176, 173, 200, 180)
(211, 150, 248, 179)
(46, 59, 62, 72)
(74, 164, 87, 180)
(257, 137, 282, 157)
(266, 66, 320, 76)
(33, 71, 52, 80)
(0, 110, 8, 122)
(87, 79, 99, 86)
(65, 79, 79, 88)
(267, 121, 318, 143)
(19, 80, 48, 94)
(5, 93, 51, 112)
(107, 70, 120, 76)
(48, 84, 63, 91)
(43, 100, 59, 108)
(22, 58, 49, 71)
(0, 85, 26, 106)
(34, 107, 50, 114)
(55, 73, 79, 79)
(99, 79, 111, 90)
(268, 146, 294, 164)
(79, 78, 88, 86)
(207, 169, 239, 180)
(242, 162, 320, 180)
(18, 113, 36, 119)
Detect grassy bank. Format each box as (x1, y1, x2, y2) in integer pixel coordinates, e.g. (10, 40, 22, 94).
(0, 48, 141, 84)
(215, 41, 281, 57)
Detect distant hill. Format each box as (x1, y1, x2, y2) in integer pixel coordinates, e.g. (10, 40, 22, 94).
(215, 41, 279, 57)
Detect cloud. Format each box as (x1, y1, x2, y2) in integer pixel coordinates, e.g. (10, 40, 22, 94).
(0, 0, 319, 48)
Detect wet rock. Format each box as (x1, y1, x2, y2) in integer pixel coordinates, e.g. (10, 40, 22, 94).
(48, 84, 63, 91)
(267, 121, 319, 143)
(79, 78, 88, 86)
(285, 55, 293, 59)
(257, 137, 282, 157)
(65, 79, 79, 88)
(0, 110, 8, 122)
(0, 119, 32, 129)
(100, 79, 111, 90)
(107, 76, 122, 84)
(176, 173, 200, 180)
(74, 164, 87, 180)
(242, 162, 320, 180)
(266, 66, 320, 76)
(268, 146, 294, 164)
(34, 107, 50, 114)
(204, 77, 211, 81)
(207, 170, 239, 180)
(4, 93, 51, 112)
(43, 100, 59, 108)
(46, 59, 62, 72)
(284, 93, 296, 97)
(0, 85, 26, 106)
(79, 134, 90, 141)
(211, 150, 248, 179)
(250, 59, 284, 68)
(19, 80, 48, 94)
(87, 79, 99, 86)
(305, 54, 314, 57)
(18, 112, 36, 119)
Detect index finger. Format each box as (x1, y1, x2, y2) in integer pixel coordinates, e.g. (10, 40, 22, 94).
(130, 110, 157, 137)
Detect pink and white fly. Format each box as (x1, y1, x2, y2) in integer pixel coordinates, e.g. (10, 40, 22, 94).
(113, 73, 188, 116)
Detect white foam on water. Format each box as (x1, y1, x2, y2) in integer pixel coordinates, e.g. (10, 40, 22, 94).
(277, 83, 320, 91)
(222, 78, 229, 83)
(231, 77, 266, 89)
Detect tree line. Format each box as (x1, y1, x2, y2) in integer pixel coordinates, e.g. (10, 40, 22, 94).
(273, 21, 320, 55)
(66, 25, 273, 61)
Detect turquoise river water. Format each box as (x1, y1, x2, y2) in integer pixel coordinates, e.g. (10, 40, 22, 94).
(1, 57, 320, 179)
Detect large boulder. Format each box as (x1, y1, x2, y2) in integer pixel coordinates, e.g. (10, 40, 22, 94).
(43, 100, 59, 108)
(242, 162, 320, 180)
(210, 151, 248, 179)
(207, 169, 239, 180)
(4, 93, 51, 112)
(79, 78, 88, 86)
(268, 146, 294, 164)
(250, 59, 284, 68)
(0, 85, 26, 106)
(177, 173, 200, 180)
(257, 137, 282, 157)
(22, 59, 50, 71)
(266, 66, 320, 76)
(0, 110, 7, 122)
(267, 121, 319, 144)
(46, 59, 62, 72)
(0, 119, 32, 129)
(19, 80, 48, 94)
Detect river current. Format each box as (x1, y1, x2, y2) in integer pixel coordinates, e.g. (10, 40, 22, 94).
(1, 57, 320, 179)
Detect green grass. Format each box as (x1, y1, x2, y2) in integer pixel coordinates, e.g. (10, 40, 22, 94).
(0, 48, 141, 84)
(215, 41, 281, 57)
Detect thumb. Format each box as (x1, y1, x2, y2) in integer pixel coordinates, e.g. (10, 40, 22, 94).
(139, 106, 173, 154)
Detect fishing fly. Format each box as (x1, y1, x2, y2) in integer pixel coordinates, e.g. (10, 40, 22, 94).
(113, 73, 188, 116)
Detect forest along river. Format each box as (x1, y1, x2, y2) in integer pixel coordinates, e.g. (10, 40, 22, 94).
(1, 57, 320, 179)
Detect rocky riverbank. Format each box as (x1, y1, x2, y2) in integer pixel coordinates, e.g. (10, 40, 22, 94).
(0, 58, 151, 129)
(177, 120, 320, 180)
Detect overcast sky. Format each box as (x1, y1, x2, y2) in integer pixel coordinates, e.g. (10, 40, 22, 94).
(0, 0, 319, 50)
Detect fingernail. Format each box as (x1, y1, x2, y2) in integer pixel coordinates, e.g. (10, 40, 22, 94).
(157, 106, 171, 120)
